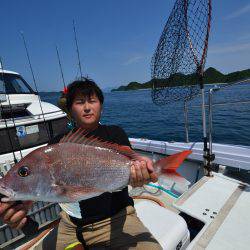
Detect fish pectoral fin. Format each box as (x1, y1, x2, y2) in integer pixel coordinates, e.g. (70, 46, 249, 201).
(52, 185, 103, 202)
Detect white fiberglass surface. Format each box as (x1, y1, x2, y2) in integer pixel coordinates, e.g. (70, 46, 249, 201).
(174, 175, 239, 223)
(135, 200, 189, 250)
(130, 138, 250, 171)
(206, 187, 250, 250)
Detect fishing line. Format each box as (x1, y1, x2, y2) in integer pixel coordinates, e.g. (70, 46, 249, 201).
(0, 58, 22, 162)
(73, 20, 83, 78)
(20, 31, 51, 140)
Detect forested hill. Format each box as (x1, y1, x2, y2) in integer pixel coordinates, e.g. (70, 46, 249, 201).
(111, 67, 250, 92)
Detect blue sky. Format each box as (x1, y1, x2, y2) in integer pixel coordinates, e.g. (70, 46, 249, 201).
(1, 0, 250, 91)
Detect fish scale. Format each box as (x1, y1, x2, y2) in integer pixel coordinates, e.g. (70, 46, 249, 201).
(49, 143, 131, 188)
(0, 142, 132, 202)
(0, 132, 191, 203)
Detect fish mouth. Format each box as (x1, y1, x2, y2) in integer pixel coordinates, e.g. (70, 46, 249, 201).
(0, 184, 16, 201)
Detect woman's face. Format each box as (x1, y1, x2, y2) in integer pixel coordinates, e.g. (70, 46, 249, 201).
(70, 93, 102, 129)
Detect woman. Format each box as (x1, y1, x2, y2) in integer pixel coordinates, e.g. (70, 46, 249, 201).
(0, 78, 161, 249)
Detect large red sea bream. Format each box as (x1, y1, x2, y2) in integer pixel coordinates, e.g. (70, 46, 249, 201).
(0, 128, 191, 203)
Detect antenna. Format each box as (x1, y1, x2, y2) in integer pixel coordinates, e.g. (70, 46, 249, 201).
(20, 31, 51, 140)
(73, 20, 83, 78)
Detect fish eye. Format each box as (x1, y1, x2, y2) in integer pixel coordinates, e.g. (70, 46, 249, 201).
(18, 166, 30, 177)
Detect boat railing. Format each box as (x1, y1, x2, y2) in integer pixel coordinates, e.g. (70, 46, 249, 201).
(183, 78, 250, 143)
(0, 109, 66, 124)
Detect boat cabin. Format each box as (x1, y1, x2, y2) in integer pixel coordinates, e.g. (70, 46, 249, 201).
(0, 69, 68, 173)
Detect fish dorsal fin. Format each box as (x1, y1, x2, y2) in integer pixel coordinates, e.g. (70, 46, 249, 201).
(60, 127, 139, 160)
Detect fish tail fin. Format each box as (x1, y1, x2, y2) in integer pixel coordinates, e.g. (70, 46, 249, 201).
(154, 150, 192, 172)
(154, 150, 192, 190)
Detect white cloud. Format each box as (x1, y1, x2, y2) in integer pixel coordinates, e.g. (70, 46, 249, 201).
(224, 3, 250, 20)
(209, 42, 250, 54)
(122, 55, 147, 66)
(238, 33, 250, 41)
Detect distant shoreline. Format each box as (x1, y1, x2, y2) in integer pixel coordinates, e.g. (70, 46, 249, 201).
(111, 67, 250, 92)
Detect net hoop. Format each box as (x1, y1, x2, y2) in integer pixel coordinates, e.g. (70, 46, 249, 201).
(151, 0, 212, 105)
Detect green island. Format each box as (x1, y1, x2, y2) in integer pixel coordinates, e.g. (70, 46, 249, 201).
(111, 67, 250, 92)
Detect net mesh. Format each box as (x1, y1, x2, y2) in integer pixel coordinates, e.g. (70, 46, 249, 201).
(151, 0, 211, 105)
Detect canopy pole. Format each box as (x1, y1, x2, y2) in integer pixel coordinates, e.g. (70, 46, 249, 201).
(199, 67, 215, 176)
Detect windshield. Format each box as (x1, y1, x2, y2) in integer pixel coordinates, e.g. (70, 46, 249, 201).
(0, 74, 34, 94)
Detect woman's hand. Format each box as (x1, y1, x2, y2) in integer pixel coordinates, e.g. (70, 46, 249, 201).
(130, 156, 158, 187)
(0, 201, 33, 230)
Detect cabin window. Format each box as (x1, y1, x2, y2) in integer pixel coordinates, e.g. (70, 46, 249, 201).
(0, 74, 34, 94)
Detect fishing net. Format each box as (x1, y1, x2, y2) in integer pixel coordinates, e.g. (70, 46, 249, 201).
(151, 0, 212, 105)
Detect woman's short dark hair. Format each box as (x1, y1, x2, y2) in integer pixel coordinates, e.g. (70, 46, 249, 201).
(66, 78, 104, 110)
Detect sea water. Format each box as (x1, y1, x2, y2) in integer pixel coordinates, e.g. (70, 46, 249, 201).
(41, 82, 250, 146)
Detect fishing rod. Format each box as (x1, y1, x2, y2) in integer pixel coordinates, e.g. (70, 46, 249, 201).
(0, 55, 39, 236)
(0, 61, 39, 236)
(73, 20, 83, 78)
(20, 31, 51, 140)
(0, 58, 22, 163)
(56, 45, 66, 90)
(55, 45, 71, 118)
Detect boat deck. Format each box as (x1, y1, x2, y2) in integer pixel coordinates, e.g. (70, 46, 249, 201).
(174, 173, 250, 250)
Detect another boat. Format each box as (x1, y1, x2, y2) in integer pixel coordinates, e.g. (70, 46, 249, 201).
(0, 68, 68, 173)
(0, 68, 68, 249)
